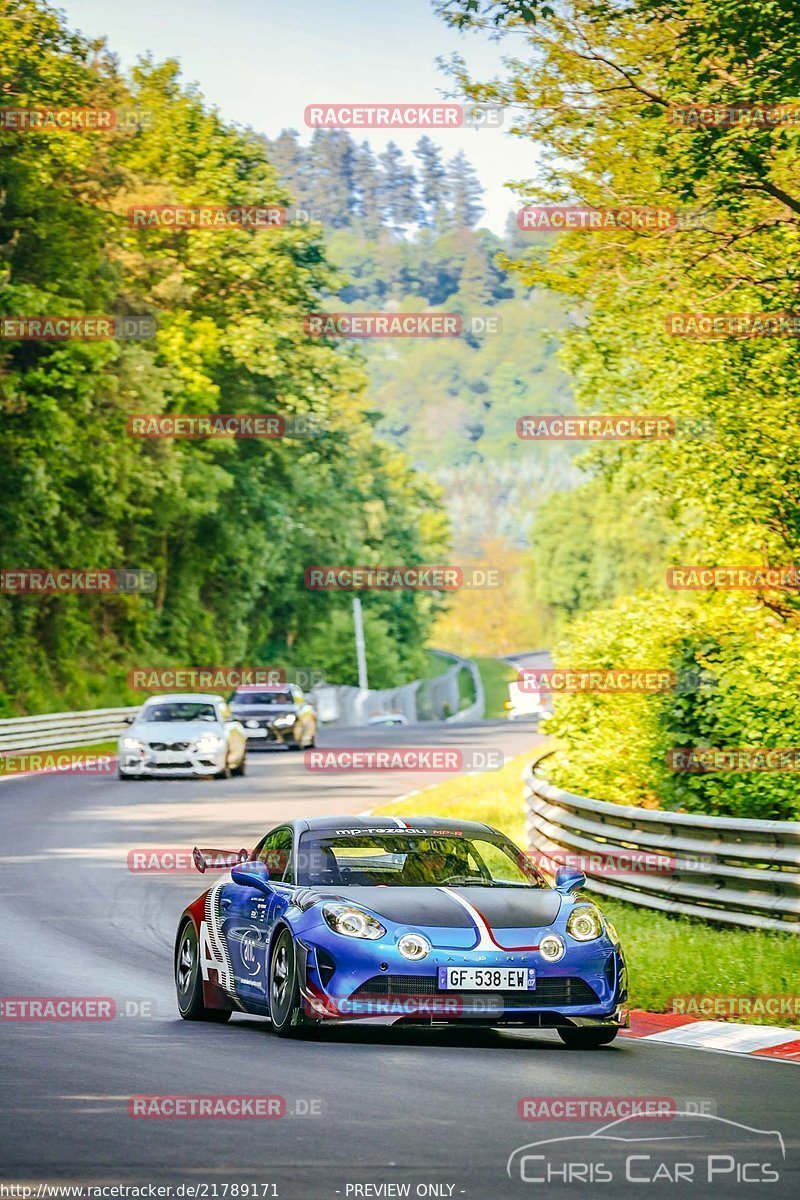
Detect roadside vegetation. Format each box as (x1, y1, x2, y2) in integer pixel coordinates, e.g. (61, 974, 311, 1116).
(473, 656, 517, 719)
(373, 751, 798, 1026)
(0, 4, 450, 716)
(435, 0, 800, 819)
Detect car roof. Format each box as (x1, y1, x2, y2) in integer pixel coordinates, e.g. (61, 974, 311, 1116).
(291, 815, 496, 835)
(141, 693, 222, 703)
(233, 683, 293, 692)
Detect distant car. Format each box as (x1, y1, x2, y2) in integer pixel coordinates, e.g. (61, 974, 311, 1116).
(230, 684, 317, 750)
(505, 680, 547, 722)
(174, 815, 627, 1045)
(367, 711, 409, 727)
(118, 693, 247, 780)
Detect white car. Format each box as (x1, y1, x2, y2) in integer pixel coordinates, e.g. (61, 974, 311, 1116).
(504, 680, 547, 722)
(118, 693, 247, 780)
(367, 711, 409, 726)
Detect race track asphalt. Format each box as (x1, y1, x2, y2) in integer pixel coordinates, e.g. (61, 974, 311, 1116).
(1, 719, 797, 1198)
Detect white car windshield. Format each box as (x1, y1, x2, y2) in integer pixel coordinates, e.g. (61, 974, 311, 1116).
(142, 702, 217, 723)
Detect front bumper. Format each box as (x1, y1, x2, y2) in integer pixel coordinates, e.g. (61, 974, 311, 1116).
(118, 746, 227, 776)
(237, 720, 298, 747)
(297, 937, 627, 1028)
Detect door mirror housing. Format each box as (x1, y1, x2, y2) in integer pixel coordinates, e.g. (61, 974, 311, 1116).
(555, 865, 587, 894)
(231, 860, 273, 894)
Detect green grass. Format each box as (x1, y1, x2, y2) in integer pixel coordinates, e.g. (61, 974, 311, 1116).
(474, 656, 517, 719)
(419, 650, 458, 680)
(374, 752, 799, 1027)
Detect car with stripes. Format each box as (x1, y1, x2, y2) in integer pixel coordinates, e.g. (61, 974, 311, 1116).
(174, 815, 628, 1046)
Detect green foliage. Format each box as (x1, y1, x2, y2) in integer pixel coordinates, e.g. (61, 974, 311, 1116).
(526, 476, 672, 627)
(543, 593, 800, 820)
(0, 1, 448, 713)
(435, 0, 800, 812)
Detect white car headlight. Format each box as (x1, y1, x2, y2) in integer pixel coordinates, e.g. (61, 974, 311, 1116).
(323, 903, 385, 940)
(398, 933, 430, 961)
(194, 734, 223, 753)
(567, 905, 604, 942)
(121, 737, 145, 750)
(539, 934, 565, 962)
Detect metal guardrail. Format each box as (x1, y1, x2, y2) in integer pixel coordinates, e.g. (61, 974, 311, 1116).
(0, 707, 138, 754)
(0, 652, 486, 752)
(523, 753, 800, 933)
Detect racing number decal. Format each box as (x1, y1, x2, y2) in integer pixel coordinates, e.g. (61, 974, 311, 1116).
(200, 884, 235, 991)
(199, 920, 227, 984)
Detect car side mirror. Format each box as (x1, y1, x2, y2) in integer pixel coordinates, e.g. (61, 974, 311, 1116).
(231, 860, 273, 894)
(555, 865, 587, 893)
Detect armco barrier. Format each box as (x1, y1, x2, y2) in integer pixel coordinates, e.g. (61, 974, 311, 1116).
(311, 653, 484, 727)
(0, 654, 485, 753)
(0, 706, 138, 755)
(523, 755, 800, 933)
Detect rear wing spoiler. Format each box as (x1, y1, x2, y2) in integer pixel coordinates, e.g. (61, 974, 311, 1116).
(193, 847, 249, 874)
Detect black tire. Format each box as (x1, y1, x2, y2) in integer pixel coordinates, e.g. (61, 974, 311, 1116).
(558, 1026, 618, 1049)
(231, 752, 247, 777)
(269, 927, 314, 1037)
(175, 921, 232, 1023)
(117, 768, 133, 780)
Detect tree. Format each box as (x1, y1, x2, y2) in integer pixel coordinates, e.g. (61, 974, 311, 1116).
(0, 3, 449, 712)
(414, 135, 448, 228)
(307, 129, 356, 228)
(351, 141, 383, 236)
(378, 141, 421, 232)
(447, 151, 484, 228)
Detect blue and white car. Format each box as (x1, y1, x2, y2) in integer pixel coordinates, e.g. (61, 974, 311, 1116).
(175, 816, 628, 1047)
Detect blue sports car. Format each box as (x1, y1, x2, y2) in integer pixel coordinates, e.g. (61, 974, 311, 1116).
(174, 815, 628, 1048)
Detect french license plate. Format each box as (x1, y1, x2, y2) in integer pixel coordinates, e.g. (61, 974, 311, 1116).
(437, 967, 535, 991)
(246, 728, 268, 738)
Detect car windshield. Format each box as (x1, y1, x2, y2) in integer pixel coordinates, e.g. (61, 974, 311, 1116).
(141, 702, 217, 723)
(297, 832, 547, 888)
(232, 691, 293, 705)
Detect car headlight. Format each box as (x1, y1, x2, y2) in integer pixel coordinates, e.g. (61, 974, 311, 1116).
(121, 737, 145, 750)
(194, 734, 223, 753)
(322, 903, 385, 940)
(539, 934, 565, 962)
(273, 714, 296, 728)
(398, 933, 430, 961)
(567, 904, 605, 942)
(245, 719, 260, 729)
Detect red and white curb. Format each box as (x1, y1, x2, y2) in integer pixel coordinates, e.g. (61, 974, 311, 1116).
(623, 1009, 800, 1062)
